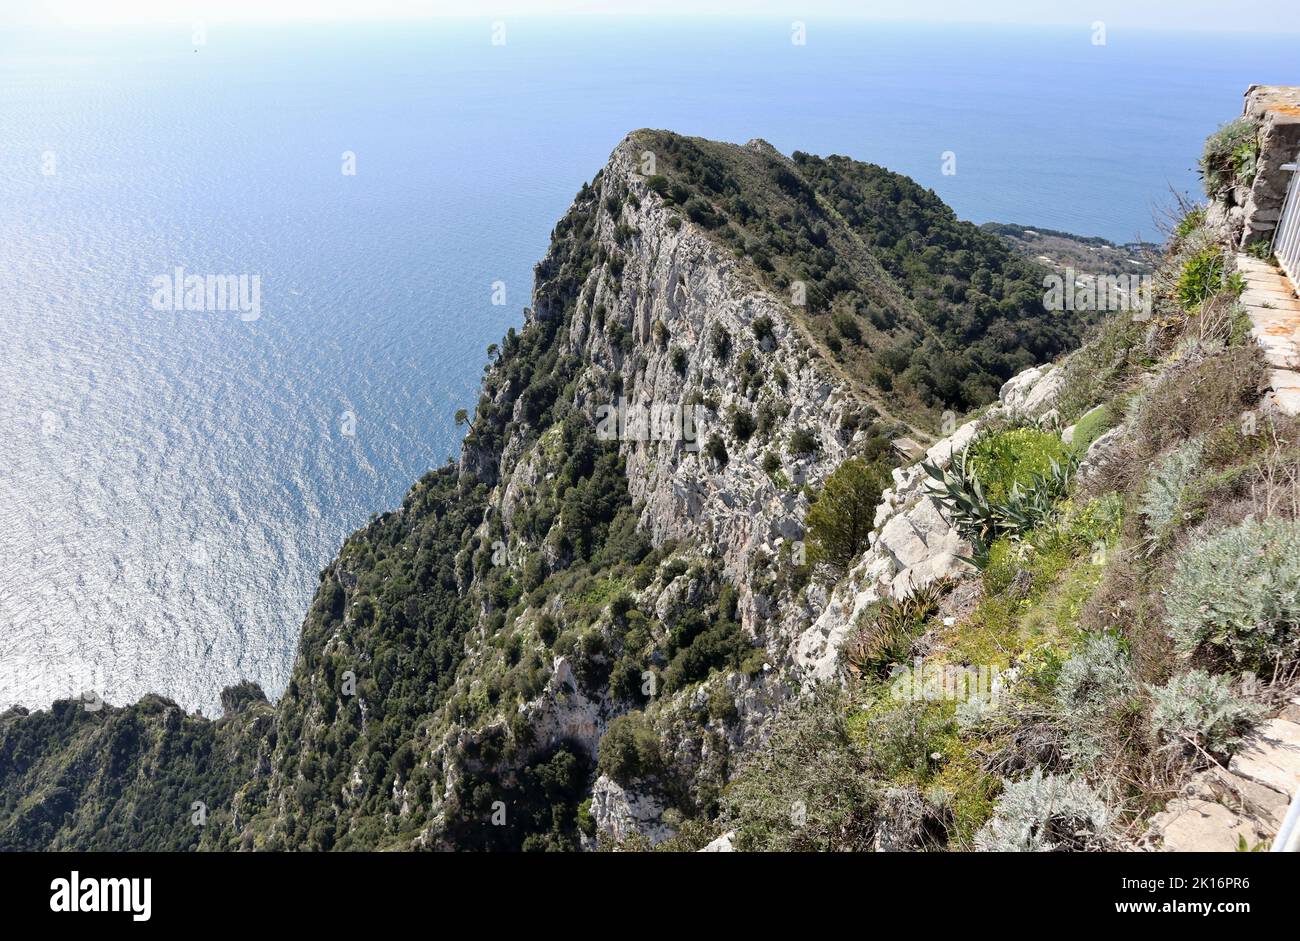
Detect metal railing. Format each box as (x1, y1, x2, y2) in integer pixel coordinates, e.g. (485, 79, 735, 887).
(1274, 157, 1300, 291)
(1273, 784, 1300, 852)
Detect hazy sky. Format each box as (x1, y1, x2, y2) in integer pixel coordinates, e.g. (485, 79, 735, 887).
(7, 0, 1298, 32)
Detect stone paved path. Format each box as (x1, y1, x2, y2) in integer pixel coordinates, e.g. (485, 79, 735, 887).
(1146, 695, 1300, 851)
(1145, 257, 1300, 850)
(1239, 254, 1300, 415)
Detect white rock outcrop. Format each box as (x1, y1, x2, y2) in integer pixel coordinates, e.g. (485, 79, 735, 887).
(792, 363, 1063, 685)
(699, 830, 736, 852)
(519, 657, 606, 760)
(590, 774, 675, 847)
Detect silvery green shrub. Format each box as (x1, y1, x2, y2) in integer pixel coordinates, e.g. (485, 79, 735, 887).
(1149, 669, 1265, 756)
(1165, 517, 1300, 668)
(975, 769, 1113, 852)
(1053, 633, 1137, 763)
(1139, 438, 1203, 539)
(955, 690, 1001, 730)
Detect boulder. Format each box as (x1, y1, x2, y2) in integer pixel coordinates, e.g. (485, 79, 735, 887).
(699, 830, 736, 852)
(1075, 425, 1127, 492)
(590, 774, 674, 847)
(997, 364, 1064, 420)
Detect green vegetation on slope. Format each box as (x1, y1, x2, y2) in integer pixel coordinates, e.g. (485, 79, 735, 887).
(0, 691, 271, 851)
(719, 179, 1293, 851)
(634, 130, 1084, 420)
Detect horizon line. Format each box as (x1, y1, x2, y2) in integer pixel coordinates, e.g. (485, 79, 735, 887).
(13, 14, 1300, 36)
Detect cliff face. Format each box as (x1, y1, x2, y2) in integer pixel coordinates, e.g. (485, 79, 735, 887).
(573, 140, 855, 581)
(0, 130, 1087, 852)
(413, 134, 880, 848)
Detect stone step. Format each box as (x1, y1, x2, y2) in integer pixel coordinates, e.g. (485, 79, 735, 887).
(1262, 351, 1299, 372)
(1255, 341, 1300, 370)
(1268, 368, 1300, 392)
(1243, 248, 1300, 416)
(1242, 263, 1291, 277)
(1256, 339, 1300, 371)
(1239, 267, 1289, 284)
(1266, 386, 1300, 417)
(1241, 263, 1290, 278)
(1149, 795, 1270, 852)
(1196, 764, 1290, 829)
(1242, 296, 1300, 312)
(1237, 256, 1280, 272)
(1248, 304, 1300, 324)
(1248, 324, 1300, 350)
(1147, 689, 1300, 851)
(1250, 332, 1300, 359)
(1241, 291, 1300, 310)
(1228, 717, 1300, 796)
(1240, 273, 1285, 287)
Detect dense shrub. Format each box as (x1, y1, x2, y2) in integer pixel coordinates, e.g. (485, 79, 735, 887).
(220, 680, 269, 716)
(1165, 517, 1300, 668)
(1131, 345, 1264, 460)
(1199, 118, 1259, 199)
(597, 712, 664, 785)
(788, 428, 819, 455)
(1138, 438, 1203, 540)
(806, 457, 890, 580)
(705, 433, 728, 466)
(661, 619, 748, 693)
(720, 691, 880, 851)
(710, 325, 731, 360)
(0, 694, 270, 851)
(443, 744, 591, 851)
(833, 313, 862, 344)
(968, 427, 1072, 504)
(731, 407, 757, 442)
(1175, 248, 1230, 310)
(1053, 633, 1138, 764)
(1175, 207, 1207, 241)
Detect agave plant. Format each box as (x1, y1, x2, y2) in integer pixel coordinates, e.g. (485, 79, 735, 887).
(921, 449, 998, 547)
(843, 580, 949, 677)
(923, 448, 1077, 567)
(995, 455, 1076, 532)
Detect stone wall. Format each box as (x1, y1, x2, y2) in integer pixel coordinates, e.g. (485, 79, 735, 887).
(1235, 85, 1300, 250)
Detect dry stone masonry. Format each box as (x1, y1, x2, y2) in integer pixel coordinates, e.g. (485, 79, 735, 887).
(1213, 85, 1300, 252)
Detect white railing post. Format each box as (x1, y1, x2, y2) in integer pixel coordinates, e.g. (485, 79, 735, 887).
(1272, 157, 1300, 290)
(1271, 785, 1300, 852)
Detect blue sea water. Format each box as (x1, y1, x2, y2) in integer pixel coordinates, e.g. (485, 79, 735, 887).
(0, 17, 1295, 714)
